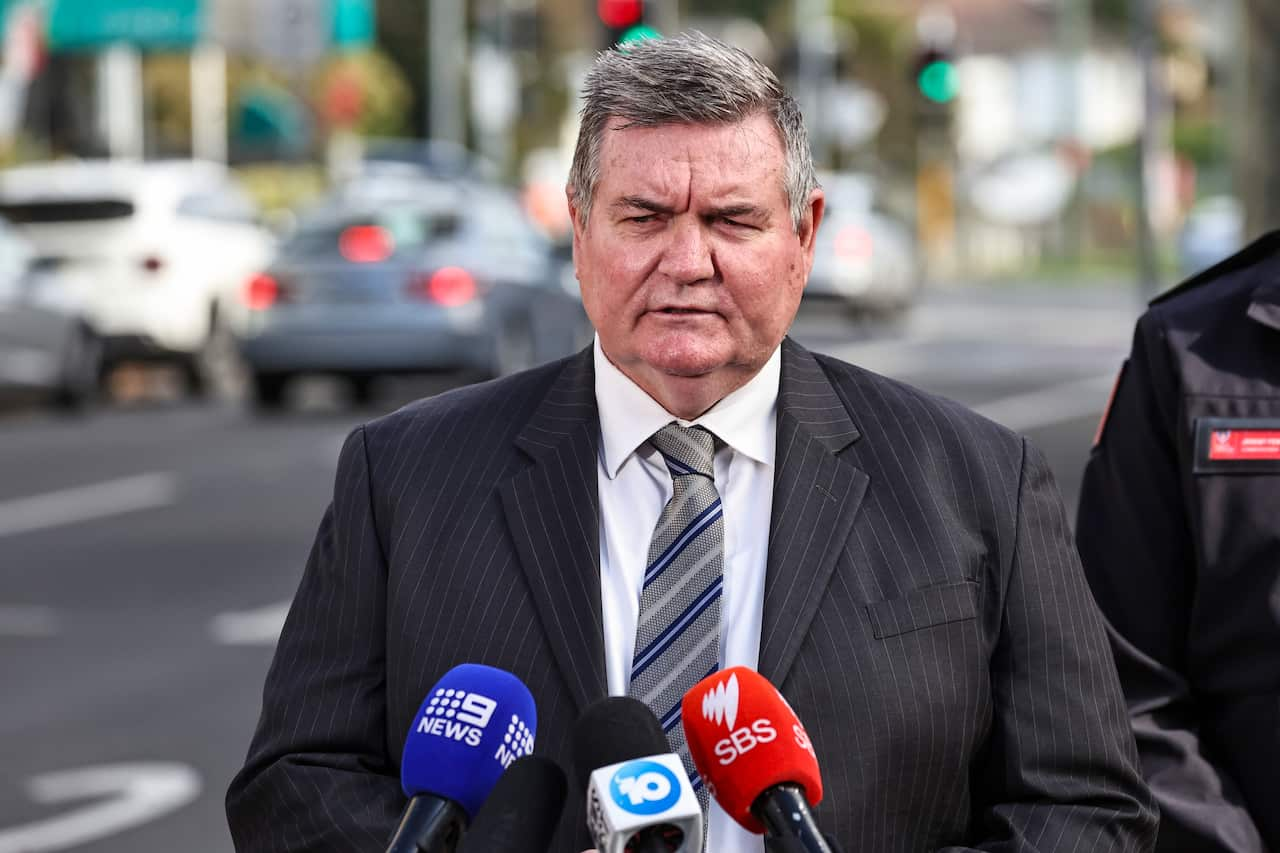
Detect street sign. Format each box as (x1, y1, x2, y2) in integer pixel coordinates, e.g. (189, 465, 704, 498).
(46, 0, 203, 51)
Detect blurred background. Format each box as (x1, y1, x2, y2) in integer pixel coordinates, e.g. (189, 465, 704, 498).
(0, 0, 1272, 850)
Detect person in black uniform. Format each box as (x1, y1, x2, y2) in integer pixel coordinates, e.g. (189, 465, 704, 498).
(1077, 232, 1280, 853)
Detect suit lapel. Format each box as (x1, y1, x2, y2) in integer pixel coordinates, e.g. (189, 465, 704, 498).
(759, 338, 869, 688)
(499, 348, 608, 714)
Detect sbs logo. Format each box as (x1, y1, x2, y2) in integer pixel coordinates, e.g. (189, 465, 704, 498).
(609, 759, 682, 815)
(701, 673, 740, 730)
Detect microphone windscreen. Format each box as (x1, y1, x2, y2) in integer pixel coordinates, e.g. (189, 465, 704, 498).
(456, 755, 567, 853)
(400, 663, 538, 819)
(571, 696, 669, 788)
(681, 667, 823, 833)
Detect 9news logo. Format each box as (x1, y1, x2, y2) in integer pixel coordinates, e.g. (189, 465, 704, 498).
(416, 688, 534, 768)
(609, 759, 682, 815)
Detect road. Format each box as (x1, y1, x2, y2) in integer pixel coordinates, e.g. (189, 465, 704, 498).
(0, 284, 1141, 852)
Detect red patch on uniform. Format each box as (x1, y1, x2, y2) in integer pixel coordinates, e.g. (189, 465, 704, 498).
(1207, 429, 1280, 461)
(1092, 363, 1127, 447)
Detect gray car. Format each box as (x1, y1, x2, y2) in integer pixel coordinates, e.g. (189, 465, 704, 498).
(0, 220, 101, 410)
(236, 180, 588, 409)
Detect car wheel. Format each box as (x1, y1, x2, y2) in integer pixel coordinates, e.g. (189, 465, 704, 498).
(52, 324, 102, 411)
(349, 375, 376, 407)
(183, 308, 243, 400)
(249, 371, 290, 412)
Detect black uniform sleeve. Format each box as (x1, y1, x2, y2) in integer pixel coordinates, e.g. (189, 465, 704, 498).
(226, 427, 403, 852)
(1077, 317, 1266, 852)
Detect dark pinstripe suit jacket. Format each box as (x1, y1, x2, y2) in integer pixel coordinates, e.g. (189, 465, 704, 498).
(227, 338, 1156, 852)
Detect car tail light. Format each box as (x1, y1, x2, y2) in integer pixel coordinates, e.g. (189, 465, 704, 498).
(339, 225, 394, 263)
(140, 254, 166, 273)
(408, 267, 477, 306)
(834, 225, 874, 261)
(244, 273, 280, 310)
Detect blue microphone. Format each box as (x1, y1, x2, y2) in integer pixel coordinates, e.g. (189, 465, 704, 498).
(386, 664, 538, 853)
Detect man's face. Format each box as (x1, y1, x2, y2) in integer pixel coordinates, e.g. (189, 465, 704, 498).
(569, 114, 823, 416)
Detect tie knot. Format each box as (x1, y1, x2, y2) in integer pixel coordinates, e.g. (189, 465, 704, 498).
(650, 423, 716, 478)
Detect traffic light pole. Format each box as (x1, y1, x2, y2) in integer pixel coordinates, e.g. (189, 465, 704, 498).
(429, 0, 467, 145)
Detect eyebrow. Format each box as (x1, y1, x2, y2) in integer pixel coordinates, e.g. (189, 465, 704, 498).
(611, 196, 769, 221)
(611, 196, 675, 215)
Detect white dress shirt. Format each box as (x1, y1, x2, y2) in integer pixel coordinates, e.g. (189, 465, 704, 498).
(594, 336, 777, 853)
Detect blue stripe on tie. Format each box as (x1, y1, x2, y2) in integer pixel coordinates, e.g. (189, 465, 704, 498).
(662, 453, 696, 475)
(643, 499, 722, 588)
(632, 577, 723, 678)
(660, 703, 681, 732)
(691, 773, 704, 792)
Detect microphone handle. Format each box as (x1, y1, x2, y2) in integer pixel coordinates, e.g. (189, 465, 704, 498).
(628, 825, 689, 853)
(385, 795, 468, 853)
(752, 784, 834, 853)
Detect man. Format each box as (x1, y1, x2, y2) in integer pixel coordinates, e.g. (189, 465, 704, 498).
(228, 33, 1155, 852)
(1077, 233, 1280, 852)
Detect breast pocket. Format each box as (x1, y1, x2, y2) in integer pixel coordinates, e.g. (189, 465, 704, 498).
(866, 580, 980, 640)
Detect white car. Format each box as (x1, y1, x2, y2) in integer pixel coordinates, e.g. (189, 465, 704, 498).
(0, 219, 101, 409)
(806, 171, 920, 319)
(0, 160, 276, 395)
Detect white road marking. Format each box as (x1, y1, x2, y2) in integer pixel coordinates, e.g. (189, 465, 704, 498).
(0, 473, 179, 539)
(974, 374, 1116, 432)
(211, 600, 292, 646)
(0, 605, 59, 637)
(0, 762, 201, 853)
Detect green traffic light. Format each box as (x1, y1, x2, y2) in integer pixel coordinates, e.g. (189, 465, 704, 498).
(918, 60, 958, 103)
(618, 24, 661, 45)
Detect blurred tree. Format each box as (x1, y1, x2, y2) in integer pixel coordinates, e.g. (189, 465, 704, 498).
(374, 0, 427, 136)
(312, 49, 412, 138)
(142, 53, 193, 156)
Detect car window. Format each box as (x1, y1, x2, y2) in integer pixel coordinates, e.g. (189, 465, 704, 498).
(282, 207, 461, 258)
(177, 188, 258, 224)
(0, 199, 134, 223)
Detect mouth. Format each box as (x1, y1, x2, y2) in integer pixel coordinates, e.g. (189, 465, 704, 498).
(654, 307, 715, 316)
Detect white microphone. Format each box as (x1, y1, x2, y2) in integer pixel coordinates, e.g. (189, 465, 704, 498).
(573, 697, 703, 853)
(585, 752, 703, 853)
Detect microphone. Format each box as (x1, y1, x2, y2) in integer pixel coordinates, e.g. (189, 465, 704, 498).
(681, 667, 833, 853)
(572, 696, 703, 853)
(387, 664, 538, 853)
(455, 755, 567, 853)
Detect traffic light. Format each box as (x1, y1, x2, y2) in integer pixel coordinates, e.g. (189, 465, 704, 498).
(596, 0, 659, 48)
(913, 44, 958, 104)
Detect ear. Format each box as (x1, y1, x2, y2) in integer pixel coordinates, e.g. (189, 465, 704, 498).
(566, 184, 587, 268)
(797, 187, 825, 261)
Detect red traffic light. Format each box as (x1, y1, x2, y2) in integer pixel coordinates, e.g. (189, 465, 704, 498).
(597, 0, 642, 28)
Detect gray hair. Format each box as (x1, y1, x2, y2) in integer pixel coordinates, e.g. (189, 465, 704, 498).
(567, 31, 817, 233)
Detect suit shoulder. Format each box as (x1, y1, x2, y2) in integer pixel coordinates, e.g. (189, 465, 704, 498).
(810, 350, 1023, 451)
(359, 355, 574, 452)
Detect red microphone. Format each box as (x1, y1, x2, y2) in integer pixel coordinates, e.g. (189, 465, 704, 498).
(681, 667, 833, 852)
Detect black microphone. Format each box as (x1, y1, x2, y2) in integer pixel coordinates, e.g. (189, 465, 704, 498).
(573, 696, 703, 853)
(455, 755, 567, 853)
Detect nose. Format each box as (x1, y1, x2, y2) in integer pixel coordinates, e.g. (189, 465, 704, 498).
(657, 216, 716, 285)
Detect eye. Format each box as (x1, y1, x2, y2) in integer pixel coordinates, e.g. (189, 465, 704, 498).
(627, 215, 656, 224)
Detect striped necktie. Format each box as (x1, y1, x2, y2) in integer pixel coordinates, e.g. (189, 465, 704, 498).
(628, 422, 723, 816)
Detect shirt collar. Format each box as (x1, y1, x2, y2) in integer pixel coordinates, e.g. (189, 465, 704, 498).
(594, 335, 780, 479)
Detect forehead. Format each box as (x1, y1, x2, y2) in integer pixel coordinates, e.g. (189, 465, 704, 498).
(595, 114, 787, 203)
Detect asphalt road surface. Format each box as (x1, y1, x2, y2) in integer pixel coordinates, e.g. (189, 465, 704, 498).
(0, 284, 1142, 853)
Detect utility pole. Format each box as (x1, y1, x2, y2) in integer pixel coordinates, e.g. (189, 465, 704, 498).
(1131, 0, 1162, 299)
(1240, 0, 1280, 238)
(429, 0, 468, 145)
